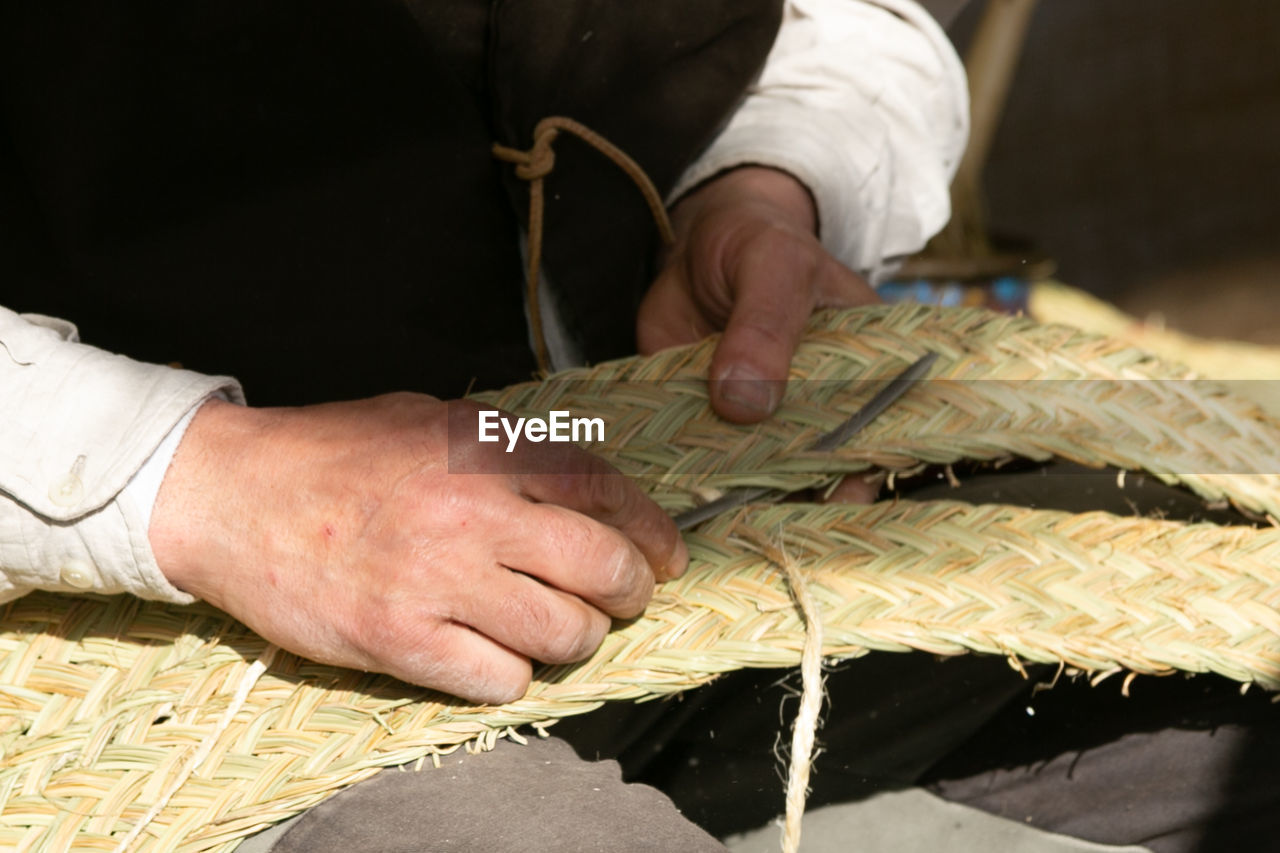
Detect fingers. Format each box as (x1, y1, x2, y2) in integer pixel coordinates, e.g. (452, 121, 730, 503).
(710, 247, 878, 423)
(388, 492, 657, 701)
(644, 171, 879, 424)
(495, 499, 658, 616)
(178, 392, 685, 707)
(389, 494, 660, 701)
(512, 445, 689, 581)
(707, 232, 816, 423)
(460, 562, 614, 663)
(822, 471, 885, 504)
(452, 403, 687, 579)
(392, 621, 535, 705)
(391, 564, 618, 704)
(814, 253, 880, 309)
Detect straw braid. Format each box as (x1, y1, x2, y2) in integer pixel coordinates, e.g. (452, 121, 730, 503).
(5, 304, 1280, 850)
(476, 303, 1280, 518)
(5, 499, 1280, 850)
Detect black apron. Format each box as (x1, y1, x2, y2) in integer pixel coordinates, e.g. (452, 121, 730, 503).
(0, 0, 781, 404)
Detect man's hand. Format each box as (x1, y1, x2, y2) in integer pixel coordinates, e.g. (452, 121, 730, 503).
(150, 394, 687, 704)
(637, 166, 880, 424)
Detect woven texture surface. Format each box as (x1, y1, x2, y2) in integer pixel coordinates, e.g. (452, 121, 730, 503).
(478, 304, 1280, 518)
(4, 304, 1280, 851)
(1029, 279, 1280, 417)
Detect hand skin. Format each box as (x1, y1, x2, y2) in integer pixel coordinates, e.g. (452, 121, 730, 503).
(638, 166, 880, 424)
(150, 394, 687, 704)
(638, 165, 883, 502)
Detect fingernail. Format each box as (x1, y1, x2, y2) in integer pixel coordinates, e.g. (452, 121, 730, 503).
(717, 366, 777, 415)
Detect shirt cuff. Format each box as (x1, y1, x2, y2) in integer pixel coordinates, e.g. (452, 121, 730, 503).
(123, 395, 220, 528)
(669, 96, 902, 278)
(0, 306, 243, 603)
(669, 0, 968, 282)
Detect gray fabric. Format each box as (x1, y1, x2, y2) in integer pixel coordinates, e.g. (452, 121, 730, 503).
(261, 736, 724, 852)
(724, 788, 1152, 853)
(929, 724, 1280, 853)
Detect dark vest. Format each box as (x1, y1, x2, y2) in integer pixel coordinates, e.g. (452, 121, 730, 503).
(0, 0, 781, 404)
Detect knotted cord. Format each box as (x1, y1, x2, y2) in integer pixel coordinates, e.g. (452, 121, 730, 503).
(493, 116, 676, 373)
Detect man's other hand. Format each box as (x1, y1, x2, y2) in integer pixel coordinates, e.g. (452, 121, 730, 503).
(149, 395, 687, 704)
(637, 166, 879, 424)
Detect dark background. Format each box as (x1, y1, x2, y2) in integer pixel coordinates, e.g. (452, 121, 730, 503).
(944, 0, 1280, 343)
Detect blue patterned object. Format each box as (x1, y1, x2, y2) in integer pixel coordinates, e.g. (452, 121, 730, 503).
(877, 276, 1030, 316)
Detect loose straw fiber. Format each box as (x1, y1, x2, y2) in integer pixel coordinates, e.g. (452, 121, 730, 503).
(4, 305, 1280, 850)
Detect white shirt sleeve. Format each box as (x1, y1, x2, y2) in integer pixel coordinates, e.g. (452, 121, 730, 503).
(0, 306, 244, 603)
(670, 0, 969, 282)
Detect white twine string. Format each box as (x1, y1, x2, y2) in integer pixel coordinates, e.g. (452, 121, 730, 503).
(748, 532, 827, 853)
(782, 554, 825, 853)
(114, 644, 278, 852)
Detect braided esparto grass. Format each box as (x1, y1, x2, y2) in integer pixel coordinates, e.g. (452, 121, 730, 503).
(4, 305, 1280, 851)
(4, 499, 1280, 850)
(477, 303, 1280, 517)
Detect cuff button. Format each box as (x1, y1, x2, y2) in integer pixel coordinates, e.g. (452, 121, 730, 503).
(60, 559, 97, 590)
(49, 472, 85, 509)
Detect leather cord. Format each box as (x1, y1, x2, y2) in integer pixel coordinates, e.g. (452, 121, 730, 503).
(493, 116, 675, 373)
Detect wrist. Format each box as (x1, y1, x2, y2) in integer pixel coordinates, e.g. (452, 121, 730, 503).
(149, 397, 268, 602)
(672, 165, 817, 235)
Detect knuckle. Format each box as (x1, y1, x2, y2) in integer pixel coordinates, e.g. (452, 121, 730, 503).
(430, 646, 533, 705)
(345, 602, 449, 675)
(502, 589, 594, 663)
(754, 220, 797, 249)
(538, 509, 650, 616)
(591, 536, 652, 616)
(549, 610, 608, 663)
(375, 391, 441, 425)
(426, 484, 483, 528)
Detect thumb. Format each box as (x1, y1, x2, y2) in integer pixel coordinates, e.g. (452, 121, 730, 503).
(707, 238, 816, 424)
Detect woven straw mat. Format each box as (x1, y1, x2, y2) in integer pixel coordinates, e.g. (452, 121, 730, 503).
(4, 303, 1280, 851)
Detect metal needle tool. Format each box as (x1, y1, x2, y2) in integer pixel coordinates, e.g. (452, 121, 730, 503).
(672, 351, 938, 530)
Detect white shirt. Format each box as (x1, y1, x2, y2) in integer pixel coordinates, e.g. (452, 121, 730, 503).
(0, 0, 966, 604)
